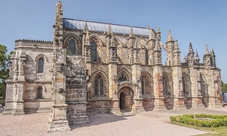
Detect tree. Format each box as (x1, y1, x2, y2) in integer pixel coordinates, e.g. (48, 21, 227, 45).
(0, 44, 12, 98)
(222, 81, 227, 92)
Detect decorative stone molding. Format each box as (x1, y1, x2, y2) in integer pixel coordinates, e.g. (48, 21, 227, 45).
(63, 34, 81, 55)
(117, 68, 132, 82)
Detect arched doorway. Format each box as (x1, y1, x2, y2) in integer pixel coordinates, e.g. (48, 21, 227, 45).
(120, 92, 125, 110)
(118, 87, 133, 112)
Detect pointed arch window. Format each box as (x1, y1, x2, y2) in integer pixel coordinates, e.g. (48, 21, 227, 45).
(37, 87, 43, 99)
(38, 57, 44, 73)
(90, 41, 97, 62)
(141, 76, 146, 94)
(94, 75, 104, 96)
(182, 76, 186, 95)
(145, 49, 148, 65)
(163, 76, 170, 96)
(67, 40, 76, 55)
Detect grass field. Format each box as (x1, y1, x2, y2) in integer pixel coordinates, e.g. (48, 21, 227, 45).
(172, 122, 227, 136)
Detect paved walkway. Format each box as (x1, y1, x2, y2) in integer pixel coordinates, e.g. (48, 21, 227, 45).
(0, 107, 227, 136)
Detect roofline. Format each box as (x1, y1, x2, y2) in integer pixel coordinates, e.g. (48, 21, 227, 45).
(63, 18, 151, 30)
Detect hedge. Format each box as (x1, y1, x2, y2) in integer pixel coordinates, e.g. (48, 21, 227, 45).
(170, 114, 227, 127)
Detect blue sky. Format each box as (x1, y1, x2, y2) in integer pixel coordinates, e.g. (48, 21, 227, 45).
(0, 0, 227, 82)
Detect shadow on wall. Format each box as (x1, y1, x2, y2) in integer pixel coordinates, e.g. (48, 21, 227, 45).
(164, 98, 174, 110)
(70, 114, 133, 130)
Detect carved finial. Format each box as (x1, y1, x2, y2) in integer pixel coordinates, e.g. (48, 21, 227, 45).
(108, 23, 112, 35)
(189, 42, 194, 54)
(156, 27, 161, 41)
(183, 55, 187, 63)
(129, 26, 135, 38)
(205, 44, 209, 54)
(196, 50, 200, 60)
(167, 30, 173, 42)
(83, 21, 88, 33)
(175, 40, 180, 51)
(210, 48, 215, 55)
(157, 27, 160, 33)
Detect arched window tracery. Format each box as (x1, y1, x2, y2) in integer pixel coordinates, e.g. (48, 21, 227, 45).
(119, 73, 128, 82)
(94, 75, 104, 96)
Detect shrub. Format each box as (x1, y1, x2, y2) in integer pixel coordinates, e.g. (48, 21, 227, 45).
(170, 114, 227, 127)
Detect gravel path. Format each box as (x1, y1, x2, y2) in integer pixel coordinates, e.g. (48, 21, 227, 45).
(0, 107, 227, 136)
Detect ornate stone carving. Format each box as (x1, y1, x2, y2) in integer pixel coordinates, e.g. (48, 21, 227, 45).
(20, 60, 25, 75)
(64, 56, 86, 78)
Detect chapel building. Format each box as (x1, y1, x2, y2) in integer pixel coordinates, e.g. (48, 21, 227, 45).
(3, 1, 223, 131)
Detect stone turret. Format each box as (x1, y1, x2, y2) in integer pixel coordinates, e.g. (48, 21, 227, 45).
(164, 30, 175, 66)
(173, 40, 181, 66)
(203, 44, 212, 67)
(187, 42, 195, 66)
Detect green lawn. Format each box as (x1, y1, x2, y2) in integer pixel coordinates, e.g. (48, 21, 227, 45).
(172, 122, 227, 136)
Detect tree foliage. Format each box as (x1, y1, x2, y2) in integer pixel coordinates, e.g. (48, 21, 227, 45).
(222, 81, 227, 92)
(0, 44, 11, 98)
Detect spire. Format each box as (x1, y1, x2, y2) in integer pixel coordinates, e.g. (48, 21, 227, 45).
(55, 1, 63, 23)
(205, 44, 209, 54)
(210, 48, 215, 55)
(166, 30, 173, 42)
(189, 42, 194, 54)
(157, 27, 160, 33)
(156, 27, 161, 41)
(196, 50, 200, 60)
(129, 26, 135, 38)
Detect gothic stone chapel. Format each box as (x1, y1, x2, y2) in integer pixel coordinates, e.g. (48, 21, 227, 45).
(3, 1, 223, 131)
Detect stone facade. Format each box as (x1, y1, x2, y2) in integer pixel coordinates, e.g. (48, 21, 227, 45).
(3, 1, 223, 131)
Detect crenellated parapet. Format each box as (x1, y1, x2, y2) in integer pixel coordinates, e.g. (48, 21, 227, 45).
(15, 39, 53, 49)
